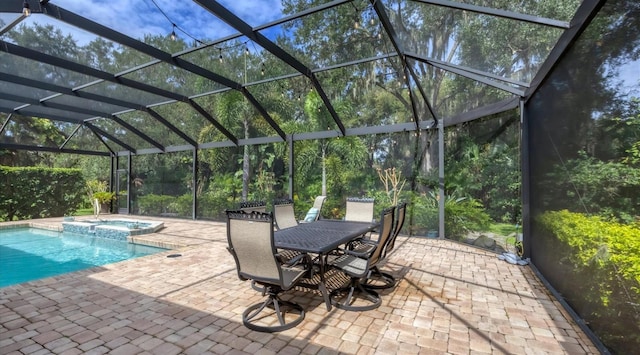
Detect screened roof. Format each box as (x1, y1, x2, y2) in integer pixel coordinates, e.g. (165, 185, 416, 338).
(0, 0, 596, 157)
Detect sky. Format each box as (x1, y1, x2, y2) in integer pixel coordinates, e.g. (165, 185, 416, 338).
(45, 0, 286, 44)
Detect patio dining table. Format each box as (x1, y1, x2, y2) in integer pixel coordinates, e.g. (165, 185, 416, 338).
(274, 219, 378, 311)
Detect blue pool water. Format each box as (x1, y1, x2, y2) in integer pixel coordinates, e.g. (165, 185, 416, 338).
(0, 228, 167, 288)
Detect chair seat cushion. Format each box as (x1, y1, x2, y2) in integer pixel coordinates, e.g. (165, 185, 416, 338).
(281, 265, 307, 289)
(332, 254, 368, 277)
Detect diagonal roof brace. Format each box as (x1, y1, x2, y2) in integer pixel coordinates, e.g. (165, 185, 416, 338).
(195, 0, 347, 137)
(405, 53, 527, 96)
(110, 115, 165, 152)
(85, 122, 136, 154)
(0, 73, 199, 149)
(371, 0, 439, 128)
(188, 100, 241, 144)
(145, 108, 199, 147)
(37, 2, 253, 143)
(0, 41, 189, 102)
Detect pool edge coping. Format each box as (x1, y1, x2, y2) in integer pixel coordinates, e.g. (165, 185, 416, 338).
(0, 222, 185, 250)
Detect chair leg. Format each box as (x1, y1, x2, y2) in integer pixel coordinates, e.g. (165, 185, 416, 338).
(330, 278, 381, 311)
(242, 288, 305, 332)
(363, 266, 396, 290)
(251, 280, 265, 292)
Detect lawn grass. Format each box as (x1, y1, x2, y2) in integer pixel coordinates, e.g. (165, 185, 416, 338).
(486, 223, 519, 236)
(73, 208, 94, 216)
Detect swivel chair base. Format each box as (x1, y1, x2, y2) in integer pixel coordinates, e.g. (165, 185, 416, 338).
(243, 287, 304, 332)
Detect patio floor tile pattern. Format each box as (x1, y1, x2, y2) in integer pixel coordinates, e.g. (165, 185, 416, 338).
(0, 217, 599, 354)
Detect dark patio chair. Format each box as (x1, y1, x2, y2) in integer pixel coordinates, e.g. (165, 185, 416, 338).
(364, 202, 407, 290)
(385, 202, 407, 258)
(274, 198, 298, 230)
(329, 206, 395, 311)
(226, 210, 311, 332)
(239, 200, 266, 213)
(344, 197, 375, 223)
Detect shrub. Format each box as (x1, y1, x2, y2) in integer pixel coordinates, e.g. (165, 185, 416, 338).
(0, 166, 84, 220)
(136, 194, 176, 215)
(538, 210, 640, 350)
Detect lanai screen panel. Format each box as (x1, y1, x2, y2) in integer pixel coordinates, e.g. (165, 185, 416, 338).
(121, 61, 224, 98)
(411, 64, 516, 120)
(383, 0, 570, 84)
(315, 57, 417, 128)
(88, 117, 152, 151)
(3, 13, 155, 72)
(0, 114, 68, 148)
(63, 125, 111, 152)
(0, 52, 96, 88)
(458, 0, 582, 21)
(263, 0, 392, 69)
(149, 100, 208, 145)
(77, 80, 172, 108)
(245, 75, 327, 135)
(0, 82, 56, 101)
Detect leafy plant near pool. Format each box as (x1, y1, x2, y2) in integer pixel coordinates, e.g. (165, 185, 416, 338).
(538, 210, 640, 349)
(413, 190, 491, 239)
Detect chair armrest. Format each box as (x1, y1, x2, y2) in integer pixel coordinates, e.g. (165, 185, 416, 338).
(341, 248, 370, 258)
(277, 251, 312, 268)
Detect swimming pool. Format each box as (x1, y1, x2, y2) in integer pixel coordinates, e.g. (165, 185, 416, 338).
(0, 228, 168, 288)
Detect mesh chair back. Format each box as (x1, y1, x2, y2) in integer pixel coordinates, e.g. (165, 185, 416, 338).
(274, 198, 298, 230)
(369, 206, 395, 265)
(239, 200, 266, 213)
(344, 197, 375, 222)
(385, 202, 407, 256)
(226, 210, 282, 285)
(312, 196, 327, 215)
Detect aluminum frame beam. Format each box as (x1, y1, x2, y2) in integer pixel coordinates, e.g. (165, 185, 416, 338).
(411, 0, 570, 29)
(195, 0, 346, 137)
(371, 0, 439, 129)
(38, 2, 274, 143)
(0, 74, 196, 150)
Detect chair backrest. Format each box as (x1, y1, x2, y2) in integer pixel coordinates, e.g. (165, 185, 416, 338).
(369, 206, 395, 265)
(274, 198, 298, 230)
(311, 195, 326, 219)
(384, 202, 407, 257)
(239, 200, 266, 213)
(226, 210, 282, 286)
(344, 197, 375, 222)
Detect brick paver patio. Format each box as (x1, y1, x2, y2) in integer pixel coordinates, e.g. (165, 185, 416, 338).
(0, 217, 598, 354)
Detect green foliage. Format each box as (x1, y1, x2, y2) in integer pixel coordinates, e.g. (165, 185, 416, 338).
(136, 194, 177, 216)
(411, 190, 491, 239)
(538, 210, 640, 348)
(92, 191, 116, 204)
(442, 195, 492, 240)
(0, 166, 84, 220)
(542, 151, 640, 222)
(444, 116, 522, 225)
(198, 192, 235, 220)
(539, 210, 640, 293)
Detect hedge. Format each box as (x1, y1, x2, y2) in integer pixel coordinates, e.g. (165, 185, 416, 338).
(0, 166, 85, 221)
(538, 210, 640, 351)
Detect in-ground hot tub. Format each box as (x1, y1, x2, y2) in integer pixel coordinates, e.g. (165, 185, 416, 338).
(62, 218, 164, 241)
